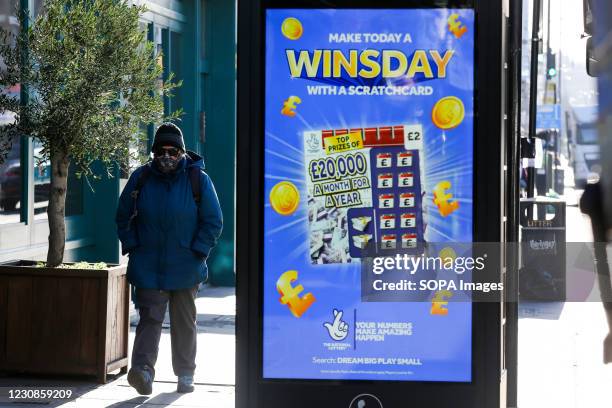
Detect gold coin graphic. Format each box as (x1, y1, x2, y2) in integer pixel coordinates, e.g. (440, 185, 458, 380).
(432, 96, 466, 130)
(439, 247, 458, 264)
(281, 17, 303, 40)
(270, 181, 300, 216)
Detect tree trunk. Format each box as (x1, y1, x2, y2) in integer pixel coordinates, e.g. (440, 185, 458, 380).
(46, 147, 70, 267)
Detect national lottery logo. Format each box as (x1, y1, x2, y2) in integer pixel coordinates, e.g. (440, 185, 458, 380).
(305, 132, 320, 153)
(324, 309, 349, 341)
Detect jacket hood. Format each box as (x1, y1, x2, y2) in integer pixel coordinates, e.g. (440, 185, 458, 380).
(185, 150, 205, 169)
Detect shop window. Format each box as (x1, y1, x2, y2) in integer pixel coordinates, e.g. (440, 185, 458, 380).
(33, 141, 83, 220)
(1, 1, 83, 225)
(170, 31, 183, 114)
(0, 136, 22, 224)
(0, 0, 21, 224)
(32, 0, 44, 17)
(122, 23, 186, 177)
(0, 0, 19, 37)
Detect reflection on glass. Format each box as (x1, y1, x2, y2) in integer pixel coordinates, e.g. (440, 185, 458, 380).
(0, 0, 21, 224)
(32, 0, 45, 17)
(32, 140, 49, 218)
(33, 141, 83, 220)
(0, 137, 21, 224)
(123, 22, 155, 177)
(0, 0, 19, 37)
(578, 126, 598, 145)
(170, 31, 183, 113)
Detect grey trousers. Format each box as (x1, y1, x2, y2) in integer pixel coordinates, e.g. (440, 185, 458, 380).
(131, 286, 199, 377)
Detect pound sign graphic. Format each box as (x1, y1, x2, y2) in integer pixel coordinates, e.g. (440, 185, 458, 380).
(281, 95, 302, 117)
(433, 181, 460, 217)
(276, 270, 316, 318)
(448, 14, 468, 39)
(431, 290, 453, 316)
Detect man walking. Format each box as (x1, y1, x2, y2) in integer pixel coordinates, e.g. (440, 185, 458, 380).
(116, 123, 223, 394)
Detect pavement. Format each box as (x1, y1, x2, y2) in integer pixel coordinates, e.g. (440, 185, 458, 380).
(517, 300, 612, 408)
(3, 182, 612, 407)
(517, 183, 612, 408)
(0, 286, 236, 408)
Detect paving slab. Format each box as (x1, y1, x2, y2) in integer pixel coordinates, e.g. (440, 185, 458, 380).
(0, 286, 236, 408)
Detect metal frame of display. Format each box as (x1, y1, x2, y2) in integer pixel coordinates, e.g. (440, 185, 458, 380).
(236, 1, 512, 407)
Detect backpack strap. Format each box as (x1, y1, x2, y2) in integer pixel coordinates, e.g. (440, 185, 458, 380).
(127, 165, 151, 231)
(189, 167, 201, 205)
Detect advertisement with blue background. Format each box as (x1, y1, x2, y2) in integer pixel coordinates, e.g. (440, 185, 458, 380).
(263, 8, 475, 382)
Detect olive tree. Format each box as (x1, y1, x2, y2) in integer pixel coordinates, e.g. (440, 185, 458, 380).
(0, 0, 179, 266)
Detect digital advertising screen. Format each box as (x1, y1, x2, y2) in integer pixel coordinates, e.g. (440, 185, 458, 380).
(263, 8, 475, 382)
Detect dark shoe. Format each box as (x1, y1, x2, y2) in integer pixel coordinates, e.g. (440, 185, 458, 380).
(177, 375, 194, 393)
(128, 366, 153, 395)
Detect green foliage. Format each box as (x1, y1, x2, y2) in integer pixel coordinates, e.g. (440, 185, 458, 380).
(35, 261, 109, 269)
(0, 0, 181, 177)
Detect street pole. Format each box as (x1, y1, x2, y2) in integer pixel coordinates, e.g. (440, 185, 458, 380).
(528, 0, 542, 198)
(546, 0, 552, 72)
(506, 1, 524, 404)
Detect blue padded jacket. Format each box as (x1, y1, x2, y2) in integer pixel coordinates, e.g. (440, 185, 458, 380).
(116, 151, 223, 290)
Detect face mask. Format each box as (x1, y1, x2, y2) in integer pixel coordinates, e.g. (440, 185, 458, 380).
(155, 153, 181, 173)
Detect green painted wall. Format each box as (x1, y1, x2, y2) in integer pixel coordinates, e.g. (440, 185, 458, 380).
(66, 164, 119, 264)
(201, 0, 236, 286)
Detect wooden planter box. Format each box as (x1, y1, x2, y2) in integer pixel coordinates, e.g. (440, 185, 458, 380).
(0, 260, 129, 383)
